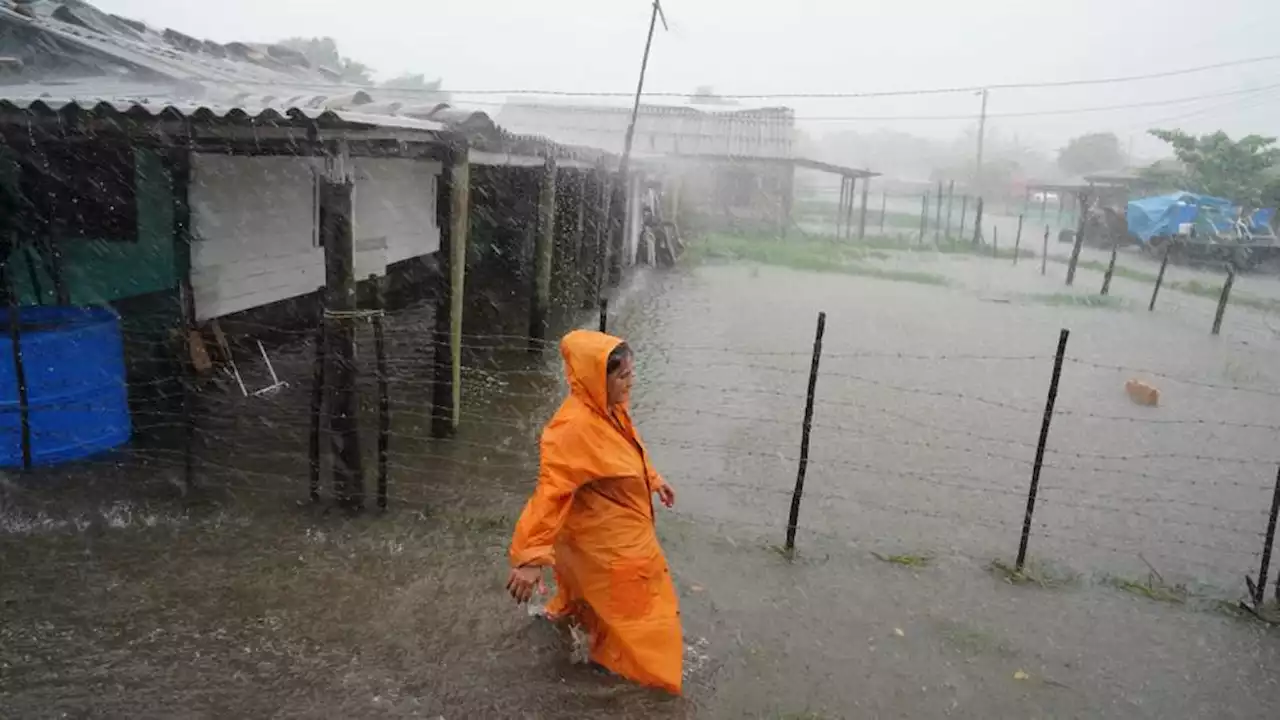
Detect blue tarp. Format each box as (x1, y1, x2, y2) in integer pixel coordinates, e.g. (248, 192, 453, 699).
(1126, 192, 1236, 244)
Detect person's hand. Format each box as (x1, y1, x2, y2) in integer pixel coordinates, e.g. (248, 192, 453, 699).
(506, 565, 544, 604)
(655, 482, 676, 509)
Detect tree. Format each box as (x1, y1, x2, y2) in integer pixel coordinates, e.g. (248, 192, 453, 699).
(1057, 132, 1124, 176)
(687, 85, 736, 106)
(1144, 129, 1280, 208)
(277, 37, 373, 84)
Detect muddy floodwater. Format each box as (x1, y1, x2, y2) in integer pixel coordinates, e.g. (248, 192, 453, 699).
(4, 250, 1280, 718)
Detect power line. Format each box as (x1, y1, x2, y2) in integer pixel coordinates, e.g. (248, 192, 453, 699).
(435, 53, 1280, 100)
(422, 82, 1280, 123)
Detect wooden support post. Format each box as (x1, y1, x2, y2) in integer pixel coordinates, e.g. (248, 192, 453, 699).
(1212, 265, 1235, 336)
(934, 180, 943, 244)
(857, 176, 870, 241)
(879, 191, 887, 234)
(1, 253, 31, 471)
(1065, 193, 1087, 286)
(835, 176, 847, 239)
(308, 309, 326, 502)
(944, 180, 955, 242)
(844, 177, 857, 241)
(530, 157, 557, 348)
(958, 195, 969, 244)
(992, 226, 999, 257)
(574, 171, 588, 309)
(319, 141, 363, 509)
(170, 147, 197, 493)
(372, 276, 389, 511)
(432, 146, 470, 438)
(1149, 244, 1170, 311)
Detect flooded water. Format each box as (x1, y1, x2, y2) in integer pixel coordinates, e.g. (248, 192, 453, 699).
(4, 251, 1280, 718)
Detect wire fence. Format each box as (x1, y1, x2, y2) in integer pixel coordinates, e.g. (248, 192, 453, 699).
(3, 302, 1279, 609)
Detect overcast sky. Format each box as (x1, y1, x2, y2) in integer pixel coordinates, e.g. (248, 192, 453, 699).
(93, 0, 1280, 157)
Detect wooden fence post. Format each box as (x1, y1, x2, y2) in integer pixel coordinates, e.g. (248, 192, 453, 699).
(320, 141, 363, 509)
(432, 145, 470, 438)
(1017, 328, 1070, 570)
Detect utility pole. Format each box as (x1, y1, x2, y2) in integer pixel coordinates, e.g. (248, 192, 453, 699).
(975, 88, 989, 198)
(600, 0, 667, 294)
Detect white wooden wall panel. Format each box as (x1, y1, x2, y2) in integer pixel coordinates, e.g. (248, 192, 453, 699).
(190, 153, 322, 321)
(353, 158, 440, 272)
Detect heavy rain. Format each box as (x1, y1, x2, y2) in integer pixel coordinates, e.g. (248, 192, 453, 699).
(3, 0, 1280, 717)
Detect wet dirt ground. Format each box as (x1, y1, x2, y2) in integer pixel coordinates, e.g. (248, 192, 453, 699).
(4, 249, 1280, 718)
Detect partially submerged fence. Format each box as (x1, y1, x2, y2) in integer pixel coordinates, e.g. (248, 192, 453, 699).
(6, 302, 1279, 612)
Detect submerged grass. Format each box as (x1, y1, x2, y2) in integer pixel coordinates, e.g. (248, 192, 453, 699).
(872, 551, 934, 568)
(1022, 293, 1125, 309)
(1048, 255, 1280, 315)
(686, 233, 948, 286)
(988, 558, 1079, 589)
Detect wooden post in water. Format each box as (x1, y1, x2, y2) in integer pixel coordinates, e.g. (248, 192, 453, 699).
(918, 193, 929, 246)
(944, 180, 955, 242)
(530, 157, 557, 349)
(1149, 244, 1171, 311)
(319, 141, 363, 509)
(1017, 328, 1070, 571)
(857, 176, 870, 241)
(785, 311, 826, 554)
(835, 177, 847, 239)
(958, 195, 969, 245)
(1212, 265, 1235, 336)
(844, 177, 857, 241)
(432, 145, 470, 438)
(1040, 225, 1049, 275)
(1065, 192, 1087, 286)
(934, 180, 943, 244)
(1013, 214, 1024, 265)
(1100, 241, 1119, 296)
(879, 191, 887, 234)
(972, 197, 984, 246)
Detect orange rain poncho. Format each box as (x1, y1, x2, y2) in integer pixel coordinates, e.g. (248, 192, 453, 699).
(509, 330, 683, 694)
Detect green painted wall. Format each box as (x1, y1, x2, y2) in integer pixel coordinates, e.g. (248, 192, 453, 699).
(0, 146, 178, 307)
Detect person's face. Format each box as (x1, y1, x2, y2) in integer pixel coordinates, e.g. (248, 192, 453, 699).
(606, 356, 634, 406)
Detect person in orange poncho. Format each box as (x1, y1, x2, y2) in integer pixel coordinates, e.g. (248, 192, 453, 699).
(506, 330, 683, 695)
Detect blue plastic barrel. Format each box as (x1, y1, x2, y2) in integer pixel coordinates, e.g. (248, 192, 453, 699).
(0, 306, 132, 467)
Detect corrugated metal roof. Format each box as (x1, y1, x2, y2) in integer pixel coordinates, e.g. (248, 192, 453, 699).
(0, 1, 622, 162)
(0, 96, 446, 133)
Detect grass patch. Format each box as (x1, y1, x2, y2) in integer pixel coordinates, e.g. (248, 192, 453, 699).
(686, 233, 949, 287)
(1022, 293, 1124, 309)
(935, 618, 1016, 658)
(1107, 574, 1188, 604)
(988, 558, 1079, 588)
(872, 551, 934, 568)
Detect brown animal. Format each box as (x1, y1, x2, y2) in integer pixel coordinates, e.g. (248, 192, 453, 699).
(1125, 379, 1160, 407)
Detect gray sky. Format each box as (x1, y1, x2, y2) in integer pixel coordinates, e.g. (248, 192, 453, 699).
(94, 0, 1280, 157)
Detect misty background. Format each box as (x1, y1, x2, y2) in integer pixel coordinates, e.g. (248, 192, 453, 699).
(89, 0, 1280, 187)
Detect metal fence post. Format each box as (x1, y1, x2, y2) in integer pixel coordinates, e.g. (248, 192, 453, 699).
(1016, 328, 1070, 571)
(785, 311, 827, 553)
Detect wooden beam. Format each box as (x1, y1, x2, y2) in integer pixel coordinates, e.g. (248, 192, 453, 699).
(529, 157, 558, 348)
